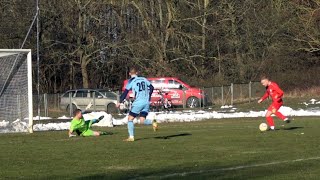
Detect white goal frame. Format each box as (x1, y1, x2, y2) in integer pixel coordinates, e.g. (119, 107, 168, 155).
(0, 49, 33, 133)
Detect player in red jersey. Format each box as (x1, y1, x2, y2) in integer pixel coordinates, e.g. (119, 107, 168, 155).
(258, 76, 290, 130)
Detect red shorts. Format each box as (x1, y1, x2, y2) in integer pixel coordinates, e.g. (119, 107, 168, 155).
(267, 102, 283, 113)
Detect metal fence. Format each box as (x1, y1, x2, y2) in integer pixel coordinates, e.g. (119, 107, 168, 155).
(203, 81, 265, 106)
(33, 94, 62, 118)
(32, 81, 265, 118)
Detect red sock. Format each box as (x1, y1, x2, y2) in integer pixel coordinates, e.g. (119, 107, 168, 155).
(275, 111, 286, 120)
(266, 116, 275, 127)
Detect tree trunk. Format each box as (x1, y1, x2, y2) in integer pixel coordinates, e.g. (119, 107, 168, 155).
(81, 56, 90, 88)
(201, 0, 209, 77)
(69, 61, 74, 89)
(230, 7, 244, 82)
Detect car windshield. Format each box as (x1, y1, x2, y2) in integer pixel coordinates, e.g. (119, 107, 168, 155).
(63, 91, 74, 98)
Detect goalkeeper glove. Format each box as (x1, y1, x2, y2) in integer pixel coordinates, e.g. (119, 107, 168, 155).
(98, 115, 104, 120)
(69, 134, 76, 138)
(94, 115, 105, 124)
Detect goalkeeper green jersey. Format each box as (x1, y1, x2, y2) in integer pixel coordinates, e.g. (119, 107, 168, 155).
(70, 118, 90, 133)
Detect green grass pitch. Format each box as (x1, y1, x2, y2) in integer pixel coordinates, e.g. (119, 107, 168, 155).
(0, 117, 319, 179)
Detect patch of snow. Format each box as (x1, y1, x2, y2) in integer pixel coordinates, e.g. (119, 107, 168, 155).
(0, 120, 9, 128)
(34, 122, 70, 131)
(221, 105, 233, 109)
(0, 119, 28, 133)
(30, 116, 52, 120)
(57, 115, 71, 119)
(112, 106, 319, 125)
(310, 99, 317, 104)
(1, 104, 320, 132)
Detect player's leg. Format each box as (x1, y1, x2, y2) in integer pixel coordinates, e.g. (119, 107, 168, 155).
(124, 113, 136, 141)
(85, 120, 94, 129)
(99, 131, 113, 135)
(265, 111, 275, 130)
(273, 102, 290, 123)
(266, 104, 276, 130)
(139, 103, 151, 125)
(274, 111, 286, 120)
(124, 103, 141, 142)
(139, 103, 158, 131)
(82, 129, 99, 137)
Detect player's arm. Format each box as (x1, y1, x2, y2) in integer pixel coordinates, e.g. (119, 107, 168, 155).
(90, 116, 105, 124)
(68, 121, 80, 137)
(148, 83, 154, 101)
(119, 89, 129, 103)
(258, 91, 269, 103)
(118, 79, 133, 107)
(68, 128, 76, 137)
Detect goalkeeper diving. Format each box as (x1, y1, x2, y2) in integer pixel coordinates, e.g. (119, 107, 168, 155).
(68, 109, 110, 137)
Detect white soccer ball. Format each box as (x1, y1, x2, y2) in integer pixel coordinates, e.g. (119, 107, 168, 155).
(259, 123, 268, 132)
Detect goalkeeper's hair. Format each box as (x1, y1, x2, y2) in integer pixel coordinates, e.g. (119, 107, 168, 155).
(73, 109, 82, 117)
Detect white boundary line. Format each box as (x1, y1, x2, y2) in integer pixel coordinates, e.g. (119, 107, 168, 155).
(131, 156, 320, 180)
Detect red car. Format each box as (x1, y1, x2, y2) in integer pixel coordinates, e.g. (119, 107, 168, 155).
(122, 77, 206, 108)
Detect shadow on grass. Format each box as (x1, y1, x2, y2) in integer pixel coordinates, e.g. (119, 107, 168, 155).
(282, 126, 304, 131)
(135, 133, 192, 141)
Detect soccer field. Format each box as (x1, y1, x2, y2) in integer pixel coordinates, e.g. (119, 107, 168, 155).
(0, 117, 319, 180)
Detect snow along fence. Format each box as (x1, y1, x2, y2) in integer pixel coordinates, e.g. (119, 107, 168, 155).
(33, 82, 265, 117)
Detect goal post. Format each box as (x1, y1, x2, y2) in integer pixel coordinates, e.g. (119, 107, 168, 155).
(0, 49, 33, 133)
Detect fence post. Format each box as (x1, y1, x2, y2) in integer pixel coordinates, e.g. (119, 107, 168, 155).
(183, 90, 186, 109)
(53, 93, 56, 109)
(199, 88, 202, 109)
(221, 85, 224, 105)
(211, 87, 214, 106)
(231, 83, 234, 106)
(57, 93, 60, 110)
(249, 81, 252, 103)
(44, 93, 48, 117)
(202, 87, 205, 108)
(117, 90, 120, 104)
(69, 93, 72, 117)
(93, 91, 96, 112)
(117, 91, 121, 113)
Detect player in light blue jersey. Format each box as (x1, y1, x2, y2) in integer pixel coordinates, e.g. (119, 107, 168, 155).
(117, 67, 156, 141)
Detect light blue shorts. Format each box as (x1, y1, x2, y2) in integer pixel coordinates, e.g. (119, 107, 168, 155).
(130, 102, 149, 117)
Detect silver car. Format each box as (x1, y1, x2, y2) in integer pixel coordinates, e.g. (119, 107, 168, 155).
(60, 89, 118, 114)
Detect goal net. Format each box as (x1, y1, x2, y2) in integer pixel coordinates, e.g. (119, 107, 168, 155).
(0, 49, 33, 133)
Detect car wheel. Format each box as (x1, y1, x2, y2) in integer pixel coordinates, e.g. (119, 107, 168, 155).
(186, 97, 199, 108)
(106, 103, 117, 114)
(66, 104, 77, 113)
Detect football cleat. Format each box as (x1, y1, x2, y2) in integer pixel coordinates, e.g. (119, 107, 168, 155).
(100, 131, 113, 135)
(269, 126, 275, 131)
(152, 120, 158, 132)
(284, 118, 291, 123)
(123, 137, 135, 142)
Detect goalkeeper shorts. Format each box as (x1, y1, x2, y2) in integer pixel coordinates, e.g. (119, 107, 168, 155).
(82, 129, 95, 137)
